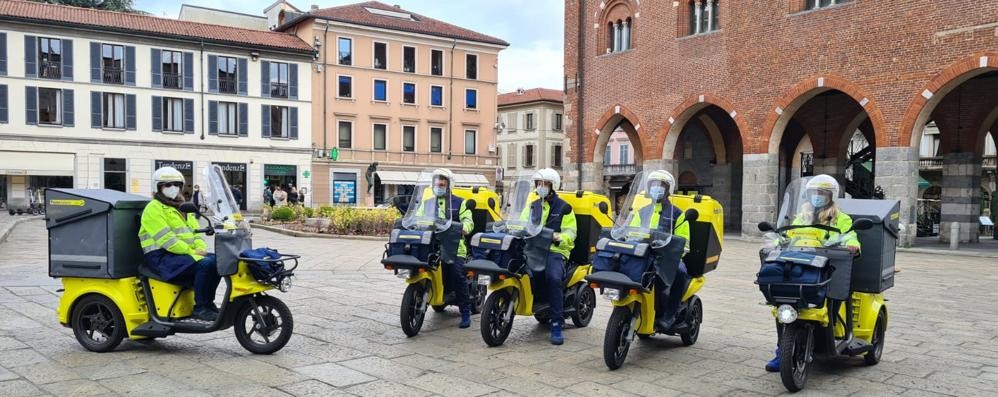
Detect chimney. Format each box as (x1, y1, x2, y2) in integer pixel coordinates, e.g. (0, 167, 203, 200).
(395, 4, 401, 8)
(311, 4, 319, 10)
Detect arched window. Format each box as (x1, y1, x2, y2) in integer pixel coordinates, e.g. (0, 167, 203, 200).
(601, 2, 635, 54)
(688, 0, 720, 35)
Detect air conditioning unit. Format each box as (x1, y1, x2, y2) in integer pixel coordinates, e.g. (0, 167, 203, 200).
(488, 144, 497, 153)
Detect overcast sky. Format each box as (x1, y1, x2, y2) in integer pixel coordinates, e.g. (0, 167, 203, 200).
(135, 0, 564, 92)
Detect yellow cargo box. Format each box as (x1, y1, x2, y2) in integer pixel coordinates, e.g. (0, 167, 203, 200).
(671, 193, 724, 277)
(558, 190, 614, 265)
(453, 187, 502, 236)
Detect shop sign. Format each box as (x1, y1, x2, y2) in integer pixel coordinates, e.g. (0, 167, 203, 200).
(213, 162, 247, 173)
(265, 164, 297, 176)
(333, 180, 356, 204)
(155, 160, 193, 171)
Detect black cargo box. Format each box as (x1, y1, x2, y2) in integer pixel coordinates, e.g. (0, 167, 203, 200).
(836, 198, 899, 293)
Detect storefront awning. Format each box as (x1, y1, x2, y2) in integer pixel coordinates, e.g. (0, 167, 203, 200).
(0, 151, 75, 176)
(918, 175, 931, 189)
(375, 171, 490, 187)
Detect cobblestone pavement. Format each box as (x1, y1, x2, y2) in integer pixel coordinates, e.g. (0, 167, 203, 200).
(0, 219, 996, 396)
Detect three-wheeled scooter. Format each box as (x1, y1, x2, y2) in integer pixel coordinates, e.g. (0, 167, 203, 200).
(48, 165, 297, 354)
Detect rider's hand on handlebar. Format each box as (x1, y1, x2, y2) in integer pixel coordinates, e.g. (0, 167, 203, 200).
(553, 232, 561, 242)
(847, 246, 859, 256)
(195, 249, 208, 256)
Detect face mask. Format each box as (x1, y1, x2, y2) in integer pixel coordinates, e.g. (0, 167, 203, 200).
(536, 186, 550, 198)
(649, 186, 666, 201)
(810, 195, 828, 208)
(162, 186, 181, 200)
(433, 187, 447, 197)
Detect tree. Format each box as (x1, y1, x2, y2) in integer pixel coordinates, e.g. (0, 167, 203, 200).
(39, 0, 136, 13)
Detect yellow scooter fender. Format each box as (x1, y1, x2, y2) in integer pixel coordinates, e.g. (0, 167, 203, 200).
(405, 267, 445, 306)
(566, 265, 592, 287)
(611, 289, 656, 335)
(682, 276, 705, 301)
(58, 277, 149, 339)
(488, 275, 533, 315)
(230, 261, 275, 301)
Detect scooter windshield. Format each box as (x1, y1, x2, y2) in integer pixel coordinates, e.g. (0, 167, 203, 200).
(611, 171, 675, 242)
(400, 169, 454, 232)
(493, 175, 543, 238)
(202, 165, 247, 230)
(775, 176, 840, 248)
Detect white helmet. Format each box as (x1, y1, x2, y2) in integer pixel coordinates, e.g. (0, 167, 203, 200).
(647, 170, 676, 195)
(532, 168, 561, 191)
(805, 174, 839, 200)
(431, 168, 454, 184)
(152, 167, 185, 187)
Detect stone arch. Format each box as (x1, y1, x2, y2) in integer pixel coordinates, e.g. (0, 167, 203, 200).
(900, 52, 998, 149)
(589, 104, 646, 164)
(762, 75, 888, 155)
(660, 94, 749, 161)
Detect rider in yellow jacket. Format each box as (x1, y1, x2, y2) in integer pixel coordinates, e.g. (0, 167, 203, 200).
(139, 167, 220, 322)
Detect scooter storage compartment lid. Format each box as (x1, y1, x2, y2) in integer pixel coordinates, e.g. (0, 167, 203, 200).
(836, 198, 900, 293)
(46, 188, 150, 279)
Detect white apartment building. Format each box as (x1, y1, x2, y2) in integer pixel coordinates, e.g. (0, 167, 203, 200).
(497, 88, 565, 190)
(0, 1, 314, 211)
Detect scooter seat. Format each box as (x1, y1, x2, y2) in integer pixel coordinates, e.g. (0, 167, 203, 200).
(586, 271, 644, 291)
(137, 263, 160, 280)
(382, 254, 429, 269)
(464, 259, 514, 277)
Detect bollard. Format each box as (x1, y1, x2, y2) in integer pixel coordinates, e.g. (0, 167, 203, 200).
(949, 221, 959, 250)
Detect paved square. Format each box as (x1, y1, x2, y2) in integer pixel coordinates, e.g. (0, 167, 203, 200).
(0, 219, 996, 396)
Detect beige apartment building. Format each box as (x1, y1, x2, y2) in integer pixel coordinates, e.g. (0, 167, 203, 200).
(275, 2, 508, 206)
(496, 88, 565, 192)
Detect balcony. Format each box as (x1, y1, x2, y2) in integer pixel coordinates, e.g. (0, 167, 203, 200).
(604, 164, 641, 176)
(319, 148, 499, 168)
(218, 77, 237, 94)
(918, 156, 996, 171)
(270, 82, 289, 98)
(39, 61, 61, 79)
(102, 67, 123, 84)
(162, 72, 181, 89)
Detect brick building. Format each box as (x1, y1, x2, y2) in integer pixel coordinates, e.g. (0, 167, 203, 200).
(563, 0, 998, 245)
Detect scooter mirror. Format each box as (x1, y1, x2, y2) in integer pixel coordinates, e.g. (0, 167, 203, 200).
(684, 208, 699, 223)
(851, 218, 874, 231)
(758, 221, 776, 232)
(465, 199, 477, 210)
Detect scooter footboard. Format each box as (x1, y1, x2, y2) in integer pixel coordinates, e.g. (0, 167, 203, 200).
(586, 271, 646, 292)
(464, 259, 515, 279)
(382, 254, 433, 271)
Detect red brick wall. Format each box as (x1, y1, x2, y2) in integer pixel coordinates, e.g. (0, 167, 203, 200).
(564, 0, 998, 161)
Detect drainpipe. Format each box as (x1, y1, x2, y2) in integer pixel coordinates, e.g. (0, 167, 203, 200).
(322, 23, 329, 156)
(575, 0, 585, 189)
(199, 40, 205, 140)
(447, 39, 456, 161)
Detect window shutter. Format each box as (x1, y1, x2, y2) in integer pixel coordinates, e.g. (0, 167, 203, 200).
(150, 49, 161, 88)
(124, 46, 135, 86)
(207, 100, 217, 135)
(24, 36, 36, 78)
(236, 58, 249, 95)
(183, 52, 194, 91)
(90, 91, 101, 128)
(289, 64, 298, 99)
(25, 87, 37, 124)
(0, 85, 8, 123)
(290, 107, 298, 140)
(151, 96, 162, 132)
(238, 103, 248, 137)
(183, 98, 194, 134)
(207, 55, 217, 92)
(260, 60, 270, 98)
(261, 105, 271, 138)
(63, 89, 74, 126)
(61, 39, 73, 81)
(89, 42, 100, 83)
(125, 94, 136, 130)
(0, 33, 7, 76)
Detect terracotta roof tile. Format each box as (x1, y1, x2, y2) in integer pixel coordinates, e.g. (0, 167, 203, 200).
(281, 1, 508, 47)
(498, 88, 564, 107)
(0, 0, 313, 53)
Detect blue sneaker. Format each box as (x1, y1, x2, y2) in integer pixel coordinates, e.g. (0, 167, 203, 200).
(459, 310, 471, 329)
(550, 322, 564, 345)
(765, 348, 780, 372)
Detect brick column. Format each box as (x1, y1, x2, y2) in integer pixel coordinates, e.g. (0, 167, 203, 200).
(741, 153, 779, 236)
(939, 152, 982, 244)
(875, 147, 919, 247)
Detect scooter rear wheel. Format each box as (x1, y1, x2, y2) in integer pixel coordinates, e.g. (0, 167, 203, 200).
(779, 322, 813, 392)
(604, 306, 635, 370)
(400, 282, 429, 337)
(680, 296, 702, 346)
(571, 285, 596, 328)
(71, 294, 126, 353)
(481, 289, 515, 347)
(865, 310, 886, 365)
(234, 296, 294, 354)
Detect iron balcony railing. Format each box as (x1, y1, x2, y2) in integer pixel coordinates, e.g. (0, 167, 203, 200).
(102, 67, 123, 84)
(270, 83, 289, 98)
(918, 155, 996, 170)
(162, 72, 181, 89)
(218, 77, 237, 94)
(39, 61, 61, 79)
(318, 148, 499, 167)
(604, 164, 641, 176)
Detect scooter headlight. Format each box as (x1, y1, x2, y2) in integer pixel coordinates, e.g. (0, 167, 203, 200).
(396, 269, 410, 279)
(478, 275, 492, 286)
(604, 288, 621, 301)
(776, 304, 798, 324)
(278, 276, 293, 292)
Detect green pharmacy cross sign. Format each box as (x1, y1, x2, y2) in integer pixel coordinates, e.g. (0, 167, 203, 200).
(303, 170, 311, 179)
(329, 148, 340, 161)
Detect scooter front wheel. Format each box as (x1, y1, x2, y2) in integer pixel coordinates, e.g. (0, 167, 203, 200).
(604, 306, 635, 370)
(481, 289, 515, 347)
(779, 322, 813, 392)
(680, 296, 702, 346)
(234, 295, 294, 354)
(400, 282, 429, 337)
(71, 294, 126, 353)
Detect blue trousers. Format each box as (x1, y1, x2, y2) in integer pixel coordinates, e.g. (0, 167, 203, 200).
(443, 257, 470, 313)
(169, 254, 221, 310)
(538, 253, 566, 324)
(661, 262, 689, 320)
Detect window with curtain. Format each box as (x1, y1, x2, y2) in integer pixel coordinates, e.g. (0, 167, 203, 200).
(373, 123, 387, 150)
(403, 46, 415, 73)
(373, 42, 386, 69)
(102, 93, 125, 129)
(38, 88, 62, 125)
(270, 106, 289, 138)
(217, 101, 237, 135)
(338, 121, 352, 148)
(403, 83, 416, 104)
(338, 75, 352, 98)
(163, 97, 184, 132)
(403, 125, 415, 152)
(430, 127, 443, 153)
(464, 130, 476, 154)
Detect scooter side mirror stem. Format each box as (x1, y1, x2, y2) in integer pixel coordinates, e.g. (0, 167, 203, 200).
(758, 221, 776, 232)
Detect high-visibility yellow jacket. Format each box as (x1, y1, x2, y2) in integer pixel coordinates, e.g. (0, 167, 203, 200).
(139, 199, 208, 279)
(788, 210, 861, 250)
(519, 196, 577, 260)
